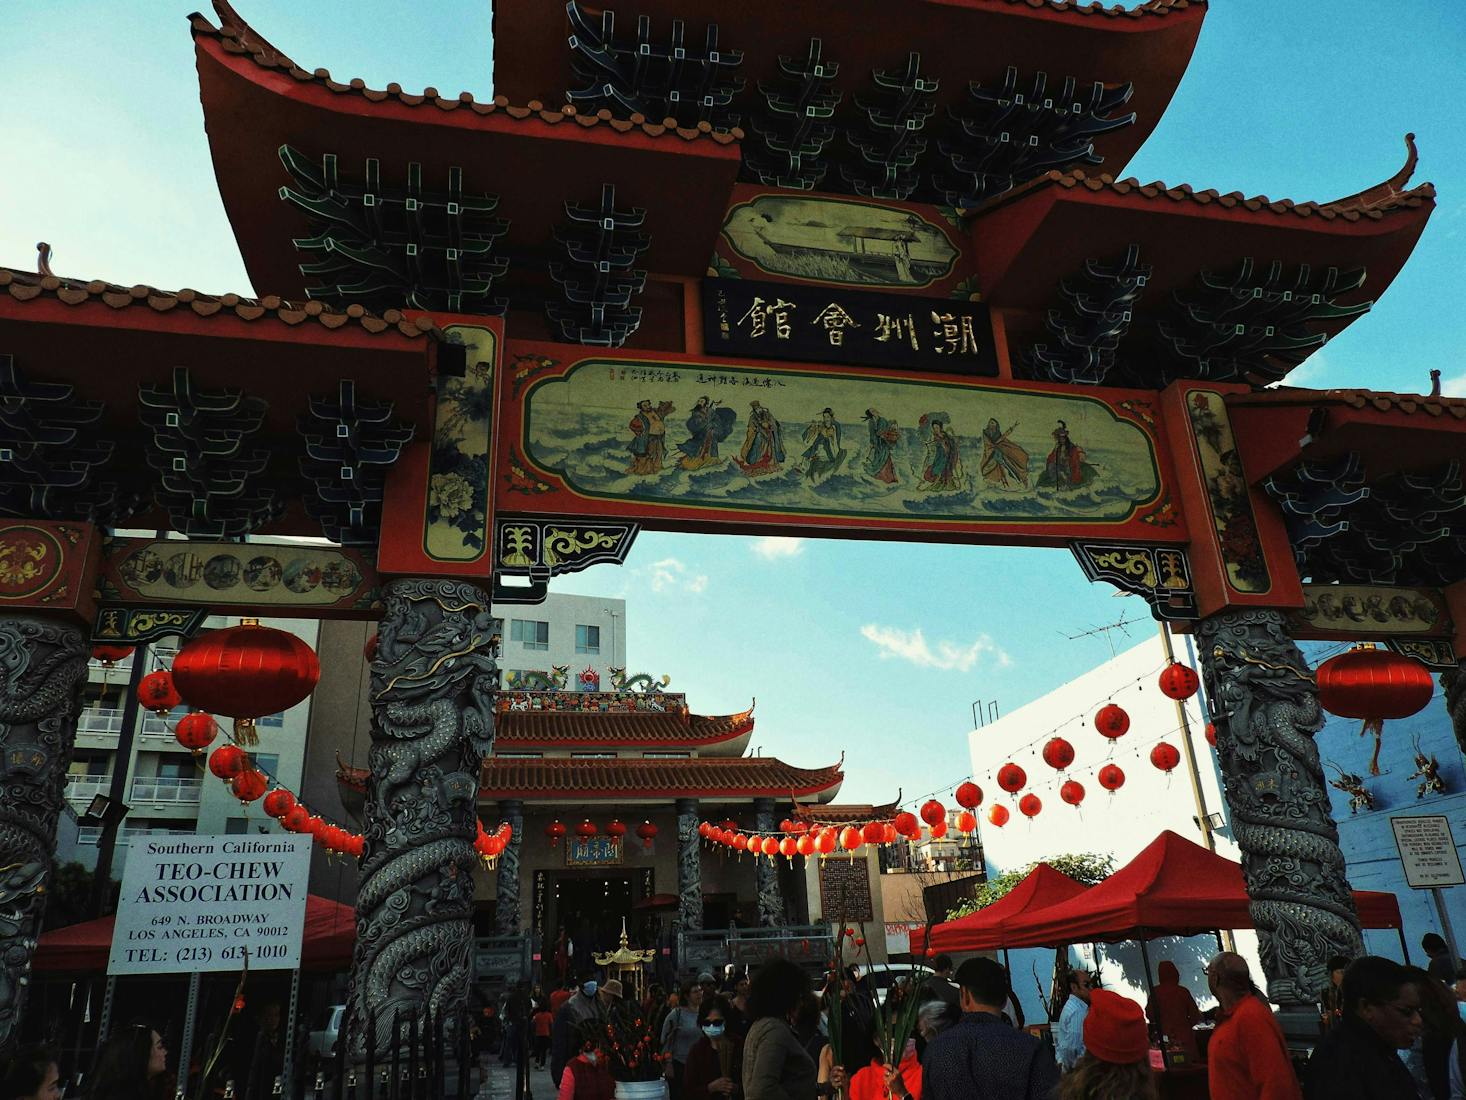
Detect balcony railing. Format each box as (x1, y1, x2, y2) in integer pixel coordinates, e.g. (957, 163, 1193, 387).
(65, 775, 114, 801)
(75, 825, 194, 846)
(128, 776, 203, 803)
(76, 708, 125, 736)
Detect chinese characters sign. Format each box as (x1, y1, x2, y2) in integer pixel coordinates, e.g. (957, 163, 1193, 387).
(702, 279, 997, 376)
(567, 836, 624, 867)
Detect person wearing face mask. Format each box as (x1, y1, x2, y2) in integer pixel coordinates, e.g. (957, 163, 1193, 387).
(553, 975, 608, 1088)
(685, 996, 743, 1100)
(1304, 956, 1423, 1100)
(557, 1020, 614, 1100)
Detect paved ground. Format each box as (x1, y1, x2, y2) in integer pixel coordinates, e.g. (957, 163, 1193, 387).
(478, 1059, 555, 1100)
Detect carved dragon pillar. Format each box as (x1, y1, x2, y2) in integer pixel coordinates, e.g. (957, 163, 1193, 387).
(1196, 608, 1363, 1006)
(494, 799, 525, 935)
(675, 798, 703, 932)
(1443, 665, 1465, 761)
(752, 798, 785, 928)
(351, 578, 497, 1057)
(0, 614, 89, 1049)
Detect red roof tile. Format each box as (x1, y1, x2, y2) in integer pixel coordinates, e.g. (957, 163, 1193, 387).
(1228, 387, 1466, 421)
(191, 2, 742, 147)
(477, 757, 843, 800)
(498, 707, 754, 747)
(794, 802, 901, 825)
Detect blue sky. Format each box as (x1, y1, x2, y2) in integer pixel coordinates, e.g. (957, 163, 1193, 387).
(2, 3, 1463, 803)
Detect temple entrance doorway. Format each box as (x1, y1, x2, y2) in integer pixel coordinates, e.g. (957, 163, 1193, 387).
(550, 871, 635, 980)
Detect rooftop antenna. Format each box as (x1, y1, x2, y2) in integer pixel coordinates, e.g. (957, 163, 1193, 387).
(1062, 613, 1148, 658)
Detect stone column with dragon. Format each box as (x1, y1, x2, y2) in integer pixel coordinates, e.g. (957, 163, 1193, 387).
(1443, 664, 1465, 762)
(675, 798, 703, 932)
(494, 799, 525, 935)
(0, 614, 89, 1049)
(752, 798, 785, 928)
(1196, 608, 1363, 1011)
(350, 579, 498, 1058)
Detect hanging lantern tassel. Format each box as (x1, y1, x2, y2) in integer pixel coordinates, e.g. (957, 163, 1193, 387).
(234, 716, 258, 748)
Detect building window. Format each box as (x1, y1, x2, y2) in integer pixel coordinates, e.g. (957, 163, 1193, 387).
(643, 752, 691, 759)
(225, 818, 251, 835)
(256, 713, 285, 728)
(510, 620, 549, 650)
(575, 625, 601, 654)
(570, 752, 616, 759)
(156, 759, 193, 780)
(254, 754, 280, 780)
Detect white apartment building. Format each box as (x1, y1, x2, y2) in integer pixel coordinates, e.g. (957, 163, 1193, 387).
(496, 592, 628, 692)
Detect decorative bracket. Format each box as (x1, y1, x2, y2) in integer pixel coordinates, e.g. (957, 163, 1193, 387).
(298, 380, 415, 546)
(1070, 541, 1198, 621)
(547, 184, 650, 347)
(1023, 246, 1150, 385)
(743, 38, 842, 190)
(494, 517, 639, 585)
(842, 53, 938, 201)
(92, 606, 209, 645)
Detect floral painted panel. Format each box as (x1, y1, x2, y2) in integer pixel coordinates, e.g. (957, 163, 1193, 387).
(522, 360, 1162, 526)
(1185, 389, 1270, 592)
(425, 325, 496, 561)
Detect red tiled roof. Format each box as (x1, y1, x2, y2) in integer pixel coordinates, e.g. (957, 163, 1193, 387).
(498, 707, 754, 747)
(1228, 387, 1466, 421)
(794, 802, 901, 825)
(478, 757, 843, 800)
(0, 267, 435, 341)
(980, 0, 1201, 17)
(191, 1, 742, 146)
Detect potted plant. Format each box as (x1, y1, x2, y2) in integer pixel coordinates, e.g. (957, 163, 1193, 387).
(602, 1000, 673, 1100)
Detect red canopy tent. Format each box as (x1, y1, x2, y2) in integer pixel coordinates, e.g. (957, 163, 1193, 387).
(909, 862, 1089, 955)
(34, 894, 357, 972)
(998, 831, 1402, 948)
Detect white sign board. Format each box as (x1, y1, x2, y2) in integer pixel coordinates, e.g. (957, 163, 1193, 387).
(108, 833, 312, 976)
(1390, 815, 1465, 890)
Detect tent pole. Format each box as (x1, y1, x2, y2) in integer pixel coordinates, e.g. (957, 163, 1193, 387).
(1397, 926, 1411, 965)
(1138, 939, 1156, 1000)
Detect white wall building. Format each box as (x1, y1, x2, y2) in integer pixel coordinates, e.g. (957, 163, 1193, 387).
(966, 629, 1263, 1024)
(497, 592, 628, 692)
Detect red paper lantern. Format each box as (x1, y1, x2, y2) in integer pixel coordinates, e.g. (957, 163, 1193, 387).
(894, 811, 920, 837)
(987, 805, 1009, 828)
(1150, 743, 1181, 773)
(1042, 738, 1075, 771)
(930, 819, 948, 839)
(1158, 662, 1200, 700)
(1317, 644, 1434, 775)
(815, 828, 838, 855)
(997, 763, 1026, 794)
(839, 826, 863, 852)
(636, 821, 659, 850)
(346, 834, 365, 858)
(1098, 763, 1126, 792)
(574, 819, 597, 840)
(1060, 780, 1086, 807)
(920, 800, 945, 826)
(861, 821, 885, 845)
(207, 744, 247, 780)
(363, 633, 379, 662)
(1205, 722, 1217, 748)
(1095, 704, 1130, 739)
(138, 670, 181, 715)
(172, 622, 321, 719)
(792, 821, 809, 834)
(779, 818, 795, 833)
(545, 821, 567, 847)
(262, 789, 296, 819)
(91, 644, 134, 667)
(796, 834, 815, 857)
(954, 781, 983, 809)
(720, 819, 739, 833)
(1018, 794, 1042, 818)
(761, 836, 780, 857)
(230, 769, 268, 804)
(484, 835, 505, 858)
(604, 819, 627, 841)
(733, 834, 749, 852)
(779, 836, 798, 859)
(955, 810, 977, 834)
(282, 805, 310, 833)
(698, 822, 712, 839)
(882, 823, 898, 844)
(233, 995, 246, 1014)
(174, 712, 217, 755)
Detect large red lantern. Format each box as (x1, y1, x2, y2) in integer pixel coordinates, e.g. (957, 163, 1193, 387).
(545, 820, 567, 847)
(698, 822, 712, 839)
(920, 800, 945, 827)
(1018, 794, 1042, 818)
(262, 789, 296, 819)
(636, 821, 659, 850)
(861, 821, 885, 845)
(172, 621, 321, 743)
(796, 834, 816, 857)
(1317, 644, 1434, 775)
(1205, 722, 1217, 748)
(987, 805, 1009, 828)
(207, 744, 247, 780)
(230, 769, 268, 804)
(839, 826, 863, 852)
(574, 819, 598, 840)
(955, 810, 977, 834)
(815, 828, 838, 855)
(1098, 763, 1126, 792)
(605, 819, 628, 842)
(761, 836, 780, 858)
(1150, 743, 1181, 774)
(174, 712, 217, 755)
(282, 805, 310, 833)
(1042, 738, 1075, 771)
(997, 763, 1026, 794)
(894, 811, 920, 837)
(1095, 704, 1130, 740)
(138, 670, 181, 715)
(1060, 780, 1086, 808)
(929, 819, 948, 839)
(882, 823, 898, 844)
(91, 644, 134, 668)
(954, 781, 983, 809)
(720, 819, 739, 833)
(1158, 662, 1200, 701)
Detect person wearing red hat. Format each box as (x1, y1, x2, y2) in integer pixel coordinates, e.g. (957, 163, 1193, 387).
(1058, 989, 1157, 1100)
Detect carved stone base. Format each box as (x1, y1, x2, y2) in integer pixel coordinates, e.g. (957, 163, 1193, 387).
(1196, 608, 1362, 1004)
(350, 579, 497, 1056)
(0, 614, 89, 1048)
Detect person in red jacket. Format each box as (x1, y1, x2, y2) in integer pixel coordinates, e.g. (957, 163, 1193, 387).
(1146, 960, 1201, 1063)
(1205, 952, 1302, 1100)
(558, 1021, 614, 1100)
(533, 1005, 555, 1069)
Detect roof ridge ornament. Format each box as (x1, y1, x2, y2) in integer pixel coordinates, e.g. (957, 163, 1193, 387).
(35, 242, 52, 277)
(1328, 133, 1425, 213)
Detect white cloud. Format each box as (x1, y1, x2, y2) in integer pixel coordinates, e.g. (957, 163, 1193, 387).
(1438, 371, 1466, 398)
(751, 537, 806, 560)
(859, 624, 1011, 672)
(1272, 350, 1331, 389)
(648, 557, 708, 594)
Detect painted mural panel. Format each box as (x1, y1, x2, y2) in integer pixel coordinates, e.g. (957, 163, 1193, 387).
(424, 324, 496, 561)
(716, 187, 973, 296)
(519, 358, 1163, 527)
(1185, 390, 1270, 593)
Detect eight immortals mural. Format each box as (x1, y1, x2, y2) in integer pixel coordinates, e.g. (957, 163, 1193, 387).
(519, 360, 1164, 526)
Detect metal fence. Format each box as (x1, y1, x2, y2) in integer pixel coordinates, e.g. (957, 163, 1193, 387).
(128, 775, 203, 803)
